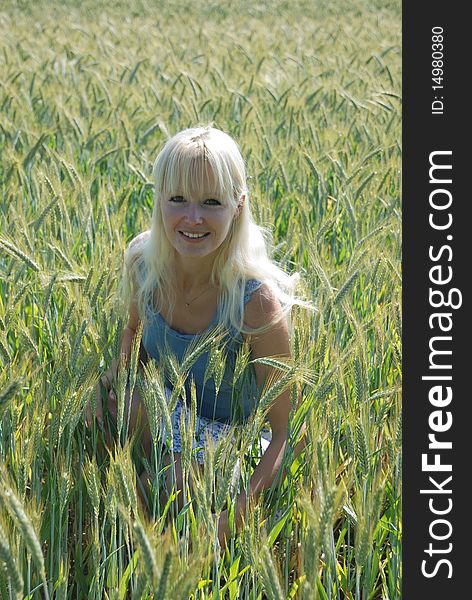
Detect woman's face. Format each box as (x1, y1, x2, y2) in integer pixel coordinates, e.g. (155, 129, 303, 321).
(160, 183, 238, 261)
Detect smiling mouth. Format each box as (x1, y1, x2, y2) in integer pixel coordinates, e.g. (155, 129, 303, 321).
(179, 231, 210, 239)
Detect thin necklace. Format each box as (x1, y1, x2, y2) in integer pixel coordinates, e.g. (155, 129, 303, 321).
(183, 285, 213, 308)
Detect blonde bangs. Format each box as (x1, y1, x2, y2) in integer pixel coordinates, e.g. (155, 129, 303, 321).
(158, 140, 237, 207)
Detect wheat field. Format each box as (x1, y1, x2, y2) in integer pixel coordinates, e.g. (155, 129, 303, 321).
(0, 0, 401, 598)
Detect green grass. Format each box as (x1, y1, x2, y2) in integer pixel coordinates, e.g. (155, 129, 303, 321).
(0, 0, 401, 598)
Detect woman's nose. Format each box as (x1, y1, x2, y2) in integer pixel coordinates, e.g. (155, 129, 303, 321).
(185, 204, 203, 224)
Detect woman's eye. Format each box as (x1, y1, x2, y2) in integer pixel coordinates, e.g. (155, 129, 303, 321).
(168, 196, 220, 205)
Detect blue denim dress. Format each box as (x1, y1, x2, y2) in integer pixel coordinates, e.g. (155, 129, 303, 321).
(142, 279, 263, 422)
(141, 278, 272, 462)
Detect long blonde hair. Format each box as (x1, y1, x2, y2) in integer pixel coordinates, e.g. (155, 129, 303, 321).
(123, 125, 310, 334)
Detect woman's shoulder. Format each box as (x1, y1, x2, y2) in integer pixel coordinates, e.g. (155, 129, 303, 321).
(243, 281, 284, 330)
(125, 231, 151, 285)
(127, 230, 151, 251)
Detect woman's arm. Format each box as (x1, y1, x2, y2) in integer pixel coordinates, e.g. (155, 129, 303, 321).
(85, 285, 140, 428)
(116, 231, 150, 369)
(218, 285, 306, 544)
(107, 286, 141, 377)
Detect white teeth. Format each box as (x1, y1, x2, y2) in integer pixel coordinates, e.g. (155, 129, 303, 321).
(181, 231, 207, 238)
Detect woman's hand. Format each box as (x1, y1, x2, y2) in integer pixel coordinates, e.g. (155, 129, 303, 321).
(106, 385, 144, 433)
(85, 359, 118, 429)
(217, 509, 230, 549)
